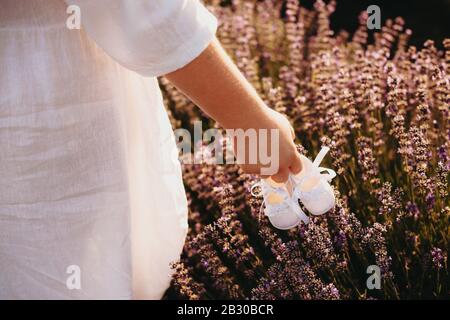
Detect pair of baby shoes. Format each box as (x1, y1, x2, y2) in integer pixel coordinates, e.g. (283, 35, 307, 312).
(251, 146, 336, 230)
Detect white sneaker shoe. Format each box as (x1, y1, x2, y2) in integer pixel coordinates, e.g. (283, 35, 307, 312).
(290, 146, 336, 216)
(251, 178, 309, 230)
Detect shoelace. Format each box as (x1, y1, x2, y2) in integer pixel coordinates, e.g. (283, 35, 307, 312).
(250, 181, 308, 223)
(311, 146, 336, 181)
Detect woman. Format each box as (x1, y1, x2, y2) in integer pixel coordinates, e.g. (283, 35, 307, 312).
(0, 0, 301, 299)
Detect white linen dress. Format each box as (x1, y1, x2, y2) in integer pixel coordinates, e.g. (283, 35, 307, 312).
(0, 0, 217, 299)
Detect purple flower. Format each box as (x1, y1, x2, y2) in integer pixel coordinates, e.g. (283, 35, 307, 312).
(425, 193, 436, 211)
(431, 247, 447, 269)
(163, 0, 449, 301)
(406, 202, 420, 219)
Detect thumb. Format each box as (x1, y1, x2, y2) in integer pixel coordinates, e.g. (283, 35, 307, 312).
(289, 152, 303, 175)
(271, 167, 290, 183)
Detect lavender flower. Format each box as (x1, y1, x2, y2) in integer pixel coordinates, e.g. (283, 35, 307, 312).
(431, 247, 447, 270)
(161, 1, 449, 300)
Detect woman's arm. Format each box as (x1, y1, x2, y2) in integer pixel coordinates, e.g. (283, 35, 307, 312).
(165, 37, 301, 182)
(65, 0, 300, 181)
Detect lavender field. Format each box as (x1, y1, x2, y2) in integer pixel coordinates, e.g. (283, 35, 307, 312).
(161, 0, 449, 299)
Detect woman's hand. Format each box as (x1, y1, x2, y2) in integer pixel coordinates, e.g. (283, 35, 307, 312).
(165, 37, 301, 182)
(231, 108, 302, 182)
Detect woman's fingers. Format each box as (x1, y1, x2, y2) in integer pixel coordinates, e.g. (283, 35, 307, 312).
(289, 124, 295, 140)
(271, 167, 290, 183)
(289, 153, 303, 175)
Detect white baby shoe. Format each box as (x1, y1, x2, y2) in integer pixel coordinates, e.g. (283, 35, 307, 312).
(251, 178, 309, 230)
(290, 146, 336, 215)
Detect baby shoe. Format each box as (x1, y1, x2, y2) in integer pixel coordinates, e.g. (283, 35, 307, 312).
(251, 178, 309, 230)
(290, 146, 336, 215)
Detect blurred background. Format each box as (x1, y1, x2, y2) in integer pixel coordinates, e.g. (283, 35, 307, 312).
(300, 0, 450, 48)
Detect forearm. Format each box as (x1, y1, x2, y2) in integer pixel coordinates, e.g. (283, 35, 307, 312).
(164, 37, 273, 130)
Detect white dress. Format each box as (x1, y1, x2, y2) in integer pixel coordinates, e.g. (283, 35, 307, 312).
(0, 0, 217, 299)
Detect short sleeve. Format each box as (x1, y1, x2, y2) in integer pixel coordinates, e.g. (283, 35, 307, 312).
(66, 0, 218, 77)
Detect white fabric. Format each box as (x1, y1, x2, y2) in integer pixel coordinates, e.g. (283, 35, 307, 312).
(0, 0, 217, 299)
